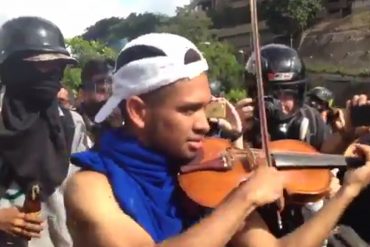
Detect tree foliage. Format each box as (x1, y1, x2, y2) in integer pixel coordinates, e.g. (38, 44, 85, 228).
(82, 17, 122, 41)
(264, 0, 323, 35)
(158, 6, 244, 91)
(225, 88, 247, 103)
(69, 5, 245, 93)
(198, 42, 244, 91)
(63, 68, 82, 93)
(66, 37, 117, 66)
(63, 37, 117, 91)
(83, 13, 164, 44)
(157, 6, 214, 44)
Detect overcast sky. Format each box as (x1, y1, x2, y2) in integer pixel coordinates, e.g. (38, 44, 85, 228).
(0, 0, 191, 38)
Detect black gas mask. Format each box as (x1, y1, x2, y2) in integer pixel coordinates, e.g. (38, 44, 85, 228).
(268, 81, 306, 119)
(1, 59, 63, 105)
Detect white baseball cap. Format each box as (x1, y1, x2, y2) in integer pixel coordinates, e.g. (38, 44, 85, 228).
(94, 33, 209, 123)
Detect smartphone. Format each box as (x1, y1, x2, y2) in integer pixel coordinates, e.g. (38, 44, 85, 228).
(205, 101, 227, 119)
(351, 104, 370, 127)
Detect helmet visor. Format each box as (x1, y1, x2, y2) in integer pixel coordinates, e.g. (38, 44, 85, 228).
(23, 53, 77, 65)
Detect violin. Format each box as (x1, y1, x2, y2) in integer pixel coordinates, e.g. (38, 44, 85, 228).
(178, 137, 364, 209)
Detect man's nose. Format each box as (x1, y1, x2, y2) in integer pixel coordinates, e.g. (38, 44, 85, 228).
(194, 110, 210, 134)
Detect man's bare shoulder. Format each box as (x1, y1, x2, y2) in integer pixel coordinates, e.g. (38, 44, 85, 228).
(65, 170, 117, 220)
(65, 170, 154, 246)
(66, 170, 111, 197)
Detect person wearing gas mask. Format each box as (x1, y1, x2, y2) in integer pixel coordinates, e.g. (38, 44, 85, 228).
(77, 58, 122, 146)
(307, 87, 335, 117)
(306, 86, 345, 134)
(238, 44, 331, 150)
(0, 16, 89, 247)
(236, 44, 340, 245)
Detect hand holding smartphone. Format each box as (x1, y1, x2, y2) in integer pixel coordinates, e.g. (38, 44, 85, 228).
(205, 100, 227, 119)
(350, 104, 370, 127)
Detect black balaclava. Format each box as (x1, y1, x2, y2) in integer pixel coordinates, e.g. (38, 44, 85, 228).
(0, 57, 69, 198)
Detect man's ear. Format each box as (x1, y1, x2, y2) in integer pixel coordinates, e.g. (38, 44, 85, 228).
(125, 96, 148, 129)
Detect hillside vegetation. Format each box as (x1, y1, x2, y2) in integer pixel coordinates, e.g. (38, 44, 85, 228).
(300, 10, 370, 76)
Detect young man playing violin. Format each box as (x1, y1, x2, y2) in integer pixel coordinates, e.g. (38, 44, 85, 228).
(64, 33, 370, 247)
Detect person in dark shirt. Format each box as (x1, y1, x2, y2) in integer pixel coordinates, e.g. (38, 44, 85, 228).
(238, 44, 331, 150)
(0, 16, 86, 247)
(77, 58, 122, 144)
(236, 44, 335, 240)
(306, 86, 346, 134)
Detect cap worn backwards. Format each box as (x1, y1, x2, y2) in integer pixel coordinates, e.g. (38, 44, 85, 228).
(94, 33, 209, 123)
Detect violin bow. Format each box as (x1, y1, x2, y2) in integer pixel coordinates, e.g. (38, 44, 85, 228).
(249, 0, 283, 229)
(249, 0, 272, 166)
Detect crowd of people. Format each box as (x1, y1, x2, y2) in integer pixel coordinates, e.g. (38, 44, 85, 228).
(0, 15, 370, 247)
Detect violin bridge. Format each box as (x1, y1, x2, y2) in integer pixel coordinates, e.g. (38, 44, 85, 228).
(221, 151, 233, 169)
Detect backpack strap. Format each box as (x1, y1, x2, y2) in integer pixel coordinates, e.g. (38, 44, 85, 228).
(300, 105, 327, 150)
(299, 117, 309, 141)
(299, 106, 313, 145)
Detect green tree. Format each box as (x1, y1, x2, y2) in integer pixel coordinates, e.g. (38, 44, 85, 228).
(63, 68, 82, 93)
(225, 88, 247, 103)
(82, 13, 164, 45)
(263, 0, 323, 35)
(107, 13, 164, 43)
(74, 6, 245, 93)
(158, 6, 244, 92)
(198, 42, 244, 92)
(82, 17, 122, 42)
(66, 37, 117, 66)
(157, 6, 214, 44)
(63, 37, 117, 91)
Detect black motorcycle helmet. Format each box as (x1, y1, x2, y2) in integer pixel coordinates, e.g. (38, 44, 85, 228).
(306, 86, 334, 112)
(245, 44, 308, 105)
(0, 16, 75, 64)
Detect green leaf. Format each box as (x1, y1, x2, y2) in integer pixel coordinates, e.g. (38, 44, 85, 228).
(263, 0, 323, 35)
(63, 37, 118, 91)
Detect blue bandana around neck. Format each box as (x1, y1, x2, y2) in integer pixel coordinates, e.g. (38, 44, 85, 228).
(71, 129, 184, 243)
